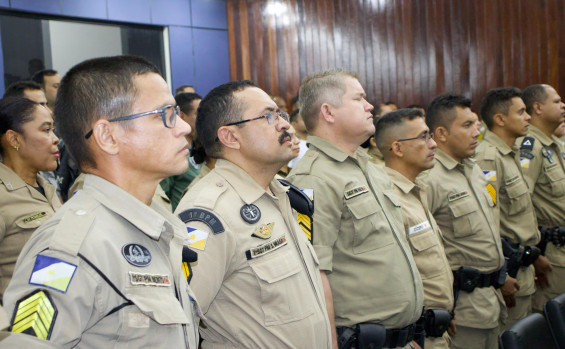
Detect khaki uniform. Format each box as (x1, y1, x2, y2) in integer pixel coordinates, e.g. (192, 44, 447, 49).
(0, 163, 62, 301)
(185, 163, 212, 193)
(367, 146, 385, 166)
(4, 174, 199, 348)
(69, 172, 172, 211)
(0, 305, 7, 330)
(287, 137, 424, 335)
(518, 125, 565, 310)
(475, 130, 539, 327)
(422, 148, 505, 349)
(385, 168, 453, 349)
(176, 159, 331, 349)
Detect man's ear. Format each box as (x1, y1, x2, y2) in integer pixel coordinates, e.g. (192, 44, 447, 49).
(493, 113, 505, 127)
(390, 141, 403, 157)
(91, 119, 120, 155)
(217, 126, 241, 150)
(320, 103, 335, 124)
(532, 101, 543, 116)
(433, 126, 449, 143)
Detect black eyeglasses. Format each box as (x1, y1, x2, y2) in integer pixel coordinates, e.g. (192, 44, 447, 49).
(390, 131, 434, 150)
(85, 105, 180, 139)
(225, 110, 290, 127)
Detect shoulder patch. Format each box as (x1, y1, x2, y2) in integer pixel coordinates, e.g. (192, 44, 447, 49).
(483, 170, 497, 181)
(520, 137, 535, 150)
(29, 255, 77, 293)
(178, 208, 225, 234)
(520, 150, 534, 159)
(10, 290, 57, 339)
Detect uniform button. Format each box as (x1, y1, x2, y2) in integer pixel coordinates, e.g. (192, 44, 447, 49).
(216, 182, 224, 187)
(161, 226, 166, 233)
(75, 210, 87, 216)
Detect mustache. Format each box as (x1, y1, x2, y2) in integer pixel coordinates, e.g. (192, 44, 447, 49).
(279, 131, 291, 145)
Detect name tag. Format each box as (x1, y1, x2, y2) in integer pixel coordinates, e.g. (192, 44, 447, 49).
(246, 235, 287, 260)
(504, 175, 520, 186)
(129, 272, 171, 287)
(448, 191, 469, 202)
(409, 221, 431, 235)
(344, 186, 369, 200)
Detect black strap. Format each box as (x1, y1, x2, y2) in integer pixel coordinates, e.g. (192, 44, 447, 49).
(277, 179, 314, 216)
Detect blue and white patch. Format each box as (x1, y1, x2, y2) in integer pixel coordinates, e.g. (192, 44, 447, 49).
(122, 243, 152, 267)
(483, 170, 497, 181)
(29, 255, 77, 293)
(185, 227, 209, 251)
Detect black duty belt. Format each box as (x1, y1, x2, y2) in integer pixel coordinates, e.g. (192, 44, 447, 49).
(337, 321, 417, 349)
(453, 265, 506, 293)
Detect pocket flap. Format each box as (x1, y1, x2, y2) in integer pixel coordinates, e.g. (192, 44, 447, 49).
(504, 181, 528, 199)
(546, 166, 565, 182)
(347, 197, 381, 219)
(383, 190, 401, 207)
(126, 288, 190, 325)
(409, 230, 438, 252)
(250, 252, 301, 284)
(448, 200, 477, 218)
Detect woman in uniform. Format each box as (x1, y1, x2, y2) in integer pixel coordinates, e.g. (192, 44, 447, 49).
(0, 97, 61, 302)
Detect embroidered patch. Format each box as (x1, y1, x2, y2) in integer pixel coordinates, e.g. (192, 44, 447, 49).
(11, 290, 57, 339)
(520, 150, 534, 159)
(185, 227, 209, 251)
(245, 235, 287, 260)
(29, 255, 77, 293)
(129, 272, 171, 287)
(298, 189, 314, 243)
(486, 183, 497, 205)
(542, 148, 555, 164)
(344, 186, 369, 200)
(504, 175, 520, 186)
(447, 191, 469, 202)
(122, 244, 152, 267)
(301, 189, 314, 200)
(408, 221, 431, 235)
(252, 222, 274, 239)
(520, 137, 535, 150)
(483, 170, 497, 181)
(23, 212, 47, 224)
(178, 208, 224, 234)
(240, 204, 261, 224)
(520, 158, 530, 168)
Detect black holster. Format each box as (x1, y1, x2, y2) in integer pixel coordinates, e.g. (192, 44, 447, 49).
(453, 264, 506, 293)
(423, 309, 452, 338)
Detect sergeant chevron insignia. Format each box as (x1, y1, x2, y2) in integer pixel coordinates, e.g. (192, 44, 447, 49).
(11, 290, 57, 340)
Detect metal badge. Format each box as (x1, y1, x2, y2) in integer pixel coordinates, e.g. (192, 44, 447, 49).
(122, 243, 152, 267)
(542, 148, 554, 164)
(240, 204, 261, 224)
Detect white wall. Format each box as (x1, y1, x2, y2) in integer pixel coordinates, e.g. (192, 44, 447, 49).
(48, 21, 123, 76)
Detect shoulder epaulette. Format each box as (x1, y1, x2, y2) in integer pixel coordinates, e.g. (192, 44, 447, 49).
(520, 137, 535, 151)
(49, 204, 98, 256)
(291, 151, 318, 175)
(191, 177, 228, 210)
(483, 144, 497, 161)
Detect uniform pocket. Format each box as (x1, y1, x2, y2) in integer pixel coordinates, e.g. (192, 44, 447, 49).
(125, 287, 191, 325)
(408, 229, 443, 279)
(502, 180, 530, 216)
(347, 196, 394, 254)
(448, 198, 478, 237)
(249, 251, 312, 326)
(545, 165, 565, 197)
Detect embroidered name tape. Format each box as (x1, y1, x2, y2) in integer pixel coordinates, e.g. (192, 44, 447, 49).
(245, 235, 287, 260)
(23, 212, 47, 224)
(409, 221, 431, 235)
(344, 186, 369, 200)
(504, 175, 520, 186)
(129, 272, 171, 287)
(520, 150, 534, 159)
(29, 255, 77, 293)
(448, 191, 469, 202)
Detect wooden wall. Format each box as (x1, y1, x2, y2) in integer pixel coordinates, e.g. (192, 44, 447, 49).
(226, 0, 565, 111)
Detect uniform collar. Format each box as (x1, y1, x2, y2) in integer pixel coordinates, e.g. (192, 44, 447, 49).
(0, 162, 50, 202)
(384, 167, 416, 194)
(307, 135, 370, 163)
(483, 130, 515, 155)
(214, 159, 287, 205)
(83, 174, 178, 240)
(528, 125, 555, 146)
(434, 147, 474, 170)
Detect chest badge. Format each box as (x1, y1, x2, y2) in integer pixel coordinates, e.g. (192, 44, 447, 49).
(542, 148, 555, 164)
(241, 204, 261, 224)
(122, 243, 152, 267)
(252, 222, 274, 239)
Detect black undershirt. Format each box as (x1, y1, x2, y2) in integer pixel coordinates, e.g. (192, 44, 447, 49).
(33, 184, 45, 197)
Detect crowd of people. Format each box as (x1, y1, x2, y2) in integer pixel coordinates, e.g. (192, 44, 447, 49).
(0, 55, 564, 349)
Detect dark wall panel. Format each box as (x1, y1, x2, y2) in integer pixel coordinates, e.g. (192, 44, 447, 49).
(227, 0, 565, 110)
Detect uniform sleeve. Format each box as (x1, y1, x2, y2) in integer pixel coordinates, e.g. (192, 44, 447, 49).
(183, 219, 236, 314)
(286, 174, 342, 272)
(3, 248, 102, 347)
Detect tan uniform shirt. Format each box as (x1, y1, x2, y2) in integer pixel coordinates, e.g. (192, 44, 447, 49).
(367, 147, 385, 166)
(423, 148, 505, 329)
(0, 163, 62, 300)
(287, 136, 424, 329)
(385, 167, 454, 312)
(4, 174, 199, 348)
(176, 160, 331, 349)
(518, 125, 565, 266)
(475, 130, 539, 296)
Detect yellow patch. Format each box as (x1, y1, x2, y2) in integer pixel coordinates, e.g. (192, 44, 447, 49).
(252, 223, 274, 239)
(11, 290, 57, 339)
(486, 183, 497, 205)
(297, 213, 313, 242)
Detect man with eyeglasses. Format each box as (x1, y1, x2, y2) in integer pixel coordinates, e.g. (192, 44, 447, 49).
(174, 80, 332, 348)
(422, 94, 506, 349)
(474, 88, 550, 329)
(3, 56, 200, 348)
(376, 109, 455, 349)
(286, 69, 424, 349)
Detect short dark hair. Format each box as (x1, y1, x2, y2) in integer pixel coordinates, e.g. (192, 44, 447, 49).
(522, 84, 549, 115)
(374, 108, 424, 153)
(0, 97, 39, 155)
(480, 87, 522, 129)
(426, 94, 472, 131)
(175, 92, 202, 115)
(31, 69, 58, 87)
(406, 104, 424, 109)
(175, 84, 194, 95)
(3, 81, 42, 98)
(55, 55, 160, 170)
(196, 80, 257, 158)
(289, 109, 300, 123)
(290, 93, 299, 107)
